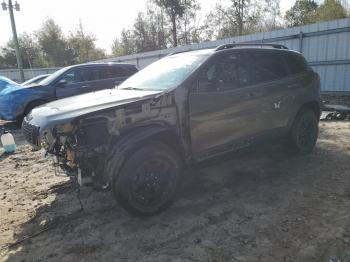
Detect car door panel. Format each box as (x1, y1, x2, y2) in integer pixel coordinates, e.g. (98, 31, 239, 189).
(55, 67, 91, 99)
(189, 51, 267, 156)
(243, 50, 293, 132)
(190, 86, 266, 155)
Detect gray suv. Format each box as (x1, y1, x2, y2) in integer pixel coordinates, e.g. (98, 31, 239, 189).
(22, 44, 321, 216)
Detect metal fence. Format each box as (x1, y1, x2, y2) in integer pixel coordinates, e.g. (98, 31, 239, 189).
(0, 67, 60, 83)
(1, 18, 350, 93)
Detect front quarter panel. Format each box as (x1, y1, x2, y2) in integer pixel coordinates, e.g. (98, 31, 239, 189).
(0, 86, 53, 121)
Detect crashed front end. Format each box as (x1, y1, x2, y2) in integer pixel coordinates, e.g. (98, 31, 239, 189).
(22, 116, 89, 178)
(22, 91, 179, 188)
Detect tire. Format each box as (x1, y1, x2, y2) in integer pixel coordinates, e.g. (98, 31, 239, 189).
(289, 109, 319, 155)
(113, 142, 183, 216)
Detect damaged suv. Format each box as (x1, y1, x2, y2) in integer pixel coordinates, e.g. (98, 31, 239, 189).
(22, 43, 321, 216)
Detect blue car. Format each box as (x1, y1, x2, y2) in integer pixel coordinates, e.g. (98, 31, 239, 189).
(0, 76, 18, 92)
(0, 63, 137, 122)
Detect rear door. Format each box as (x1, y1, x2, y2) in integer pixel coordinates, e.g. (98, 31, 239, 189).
(189, 51, 267, 158)
(243, 50, 290, 131)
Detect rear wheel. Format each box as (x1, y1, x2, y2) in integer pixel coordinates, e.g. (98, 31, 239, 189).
(289, 109, 319, 155)
(113, 142, 183, 216)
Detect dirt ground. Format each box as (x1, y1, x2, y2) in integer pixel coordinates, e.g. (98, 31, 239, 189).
(0, 120, 350, 262)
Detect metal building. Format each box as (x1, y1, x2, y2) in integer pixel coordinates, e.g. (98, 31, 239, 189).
(1, 18, 350, 93)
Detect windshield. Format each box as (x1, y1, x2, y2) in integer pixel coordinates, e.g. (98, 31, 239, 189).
(38, 67, 69, 86)
(118, 52, 210, 91)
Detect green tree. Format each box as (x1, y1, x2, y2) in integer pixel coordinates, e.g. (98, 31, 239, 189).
(312, 0, 348, 23)
(111, 29, 136, 56)
(0, 33, 46, 69)
(260, 0, 283, 31)
(204, 0, 262, 40)
(36, 18, 73, 66)
(177, 0, 202, 45)
(153, 0, 199, 47)
(67, 22, 106, 63)
(133, 12, 159, 52)
(285, 0, 318, 27)
(111, 2, 170, 56)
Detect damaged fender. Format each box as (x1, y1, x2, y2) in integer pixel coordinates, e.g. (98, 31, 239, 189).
(104, 124, 183, 184)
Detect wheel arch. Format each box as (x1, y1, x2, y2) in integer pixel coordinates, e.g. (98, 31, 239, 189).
(287, 100, 321, 133)
(105, 124, 185, 183)
(299, 101, 321, 118)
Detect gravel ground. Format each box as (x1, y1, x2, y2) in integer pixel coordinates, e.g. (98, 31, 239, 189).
(1, 120, 350, 262)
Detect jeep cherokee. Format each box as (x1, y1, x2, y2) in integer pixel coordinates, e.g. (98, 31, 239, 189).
(22, 43, 321, 216)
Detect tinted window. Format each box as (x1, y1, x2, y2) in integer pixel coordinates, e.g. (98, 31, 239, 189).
(284, 53, 308, 74)
(198, 53, 241, 92)
(247, 52, 287, 84)
(95, 66, 131, 80)
(59, 68, 98, 84)
(80, 68, 99, 81)
(59, 69, 82, 84)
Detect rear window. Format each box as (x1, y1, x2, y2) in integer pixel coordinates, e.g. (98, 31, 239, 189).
(284, 53, 309, 75)
(245, 51, 287, 84)
(87, 66, 136, 80)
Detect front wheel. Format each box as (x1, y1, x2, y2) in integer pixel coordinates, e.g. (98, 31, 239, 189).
(113, 142, 183, 216)
(289, 109, 319, 155)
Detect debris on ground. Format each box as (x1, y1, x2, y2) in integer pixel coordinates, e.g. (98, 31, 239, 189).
(321, 104, 350, 120)
(1, 119, 350, 261)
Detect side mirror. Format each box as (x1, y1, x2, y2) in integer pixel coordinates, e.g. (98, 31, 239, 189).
(56, 79, 67, 88)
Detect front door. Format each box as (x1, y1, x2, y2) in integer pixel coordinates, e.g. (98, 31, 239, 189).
(55, 67, 93, 99)
(189, 51, 266, 159)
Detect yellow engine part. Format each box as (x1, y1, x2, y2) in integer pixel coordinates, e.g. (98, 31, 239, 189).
(66, 149, 76, 168)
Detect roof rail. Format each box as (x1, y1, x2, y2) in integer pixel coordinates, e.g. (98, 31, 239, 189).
(166, 48, 194, 57)
(215, 43, 288, 51)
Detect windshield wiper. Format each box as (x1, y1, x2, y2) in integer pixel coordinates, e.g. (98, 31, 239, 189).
(119, 86, 144, 91)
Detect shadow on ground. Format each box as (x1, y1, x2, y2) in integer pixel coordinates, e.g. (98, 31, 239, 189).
(2, 122, 350, 262)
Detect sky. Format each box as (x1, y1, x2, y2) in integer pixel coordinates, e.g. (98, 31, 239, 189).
(0, 0, 295, 54)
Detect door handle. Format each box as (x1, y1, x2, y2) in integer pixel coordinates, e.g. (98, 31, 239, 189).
(238, 92, 255, 98)
(287, 84, 300, 89)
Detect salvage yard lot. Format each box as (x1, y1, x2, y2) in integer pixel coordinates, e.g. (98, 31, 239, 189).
(1, 120, 350, 261)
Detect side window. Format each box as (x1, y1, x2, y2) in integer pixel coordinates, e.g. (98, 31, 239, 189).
(86, 67, 101, 81)
(197, 54, 240, 92)
(59, 68, 83, 84)
(284, 53, 308, 75)
(248, 52, 287, 84)
(111, 67, 132, 77)
(97, 67, 109, 80)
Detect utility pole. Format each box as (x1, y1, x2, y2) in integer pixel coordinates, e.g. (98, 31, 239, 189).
(2, 0, 24, 82)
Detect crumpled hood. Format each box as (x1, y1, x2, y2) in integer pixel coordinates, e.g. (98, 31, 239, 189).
(27, 88, 163, 131)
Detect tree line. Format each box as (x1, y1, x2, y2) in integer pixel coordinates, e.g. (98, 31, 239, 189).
(0, 0, 348, 69)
